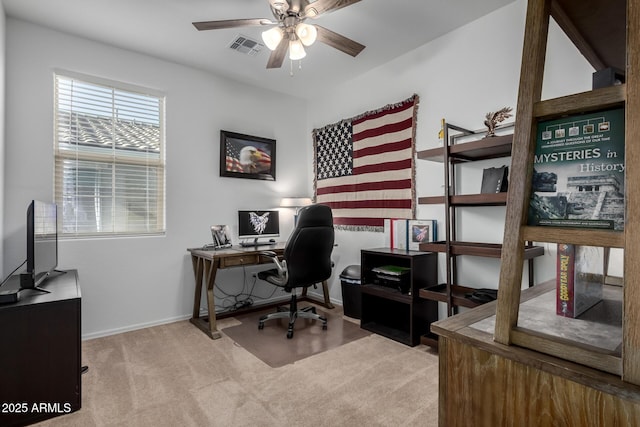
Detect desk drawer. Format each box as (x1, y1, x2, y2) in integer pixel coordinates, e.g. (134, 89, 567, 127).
(220, 254, 259, 268)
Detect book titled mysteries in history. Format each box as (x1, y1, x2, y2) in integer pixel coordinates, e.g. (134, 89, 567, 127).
(528, 107, 625, 231)
(556, 244, 604, 318)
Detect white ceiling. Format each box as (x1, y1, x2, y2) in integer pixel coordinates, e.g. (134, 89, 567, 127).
(2, 0, 516, 99)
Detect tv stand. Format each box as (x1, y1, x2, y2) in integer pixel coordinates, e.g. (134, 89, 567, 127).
(19, 285, 50, 294)
(0, 269, 81, 426)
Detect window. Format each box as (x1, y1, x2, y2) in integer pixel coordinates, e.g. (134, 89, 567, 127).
(54, 73, 165, 237)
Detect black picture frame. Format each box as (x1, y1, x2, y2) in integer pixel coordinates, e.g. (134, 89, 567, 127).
(220, 130, 276, 181)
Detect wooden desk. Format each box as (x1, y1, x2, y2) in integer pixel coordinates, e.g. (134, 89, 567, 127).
(188, 243, 334, 339)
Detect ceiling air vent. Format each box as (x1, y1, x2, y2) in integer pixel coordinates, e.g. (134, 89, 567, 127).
(228, 35, 264, 56)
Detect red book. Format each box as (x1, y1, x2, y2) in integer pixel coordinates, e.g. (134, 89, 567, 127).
(556, 244, 604, 318)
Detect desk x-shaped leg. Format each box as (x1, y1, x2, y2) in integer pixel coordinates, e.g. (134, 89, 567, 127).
(190, 255, 222, 339)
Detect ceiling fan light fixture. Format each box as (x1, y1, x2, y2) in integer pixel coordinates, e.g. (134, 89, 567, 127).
(295, 23, 317, 46)
(289, 39, 306, 60)
(268, 0, 287, 10)
(261, 26, 283, 51)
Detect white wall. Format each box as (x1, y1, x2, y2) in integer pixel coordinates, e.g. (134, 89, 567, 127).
(308, 0, 595, 314)
(4, 18, 310, 338)
(0, 2, 5, 274)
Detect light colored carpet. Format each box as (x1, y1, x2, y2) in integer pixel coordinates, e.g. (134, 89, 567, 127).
(34, 308, 440, 427)
(221, 304, 371, 367)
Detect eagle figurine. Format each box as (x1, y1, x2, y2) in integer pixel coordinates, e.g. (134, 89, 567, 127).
(484, 107, 513, 137)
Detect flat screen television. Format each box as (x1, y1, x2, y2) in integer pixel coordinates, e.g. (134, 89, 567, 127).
(23, 200, 58, 291)
(238, 210, 280, 245)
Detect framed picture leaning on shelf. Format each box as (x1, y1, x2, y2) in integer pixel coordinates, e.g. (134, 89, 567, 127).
(220, 130, 276, 180)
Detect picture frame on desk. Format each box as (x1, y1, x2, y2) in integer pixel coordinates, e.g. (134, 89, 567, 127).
(220, 130, 276, 181)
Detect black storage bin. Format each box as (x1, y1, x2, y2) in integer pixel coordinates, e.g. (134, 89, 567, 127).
(340, 265, 362, 319)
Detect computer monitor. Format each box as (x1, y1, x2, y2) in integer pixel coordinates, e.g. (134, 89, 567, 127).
(24, 200, 58, 291)
(238, 210, 280, 245)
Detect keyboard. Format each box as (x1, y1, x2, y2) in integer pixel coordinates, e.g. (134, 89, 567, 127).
(239, 241, 276, 247)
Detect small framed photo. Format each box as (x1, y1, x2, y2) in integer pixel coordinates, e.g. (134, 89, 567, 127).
(220, 130, 276, 181)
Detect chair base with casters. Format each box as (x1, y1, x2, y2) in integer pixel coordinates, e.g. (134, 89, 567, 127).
(257, 293, 327, 339)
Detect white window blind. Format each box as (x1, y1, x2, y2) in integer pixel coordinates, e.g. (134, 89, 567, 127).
(54, 73, 165, 237)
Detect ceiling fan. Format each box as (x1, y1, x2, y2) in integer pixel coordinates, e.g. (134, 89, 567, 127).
(192, 0, 365, 69)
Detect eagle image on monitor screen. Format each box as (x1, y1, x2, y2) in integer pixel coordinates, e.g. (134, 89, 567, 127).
(249, 211, 270, 234)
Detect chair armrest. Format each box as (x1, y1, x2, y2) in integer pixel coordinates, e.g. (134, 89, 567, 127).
(260, 250, 278, 259)
(260, 251, 287, 278)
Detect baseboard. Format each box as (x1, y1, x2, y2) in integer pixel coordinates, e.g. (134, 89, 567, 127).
(81, 293, 342, 341)
(82, 313, 193, 341)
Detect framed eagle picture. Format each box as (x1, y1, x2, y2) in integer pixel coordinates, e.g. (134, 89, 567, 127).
(220, 130, 276, 181)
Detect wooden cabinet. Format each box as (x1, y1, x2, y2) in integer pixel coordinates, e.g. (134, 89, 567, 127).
(360, 248, 438, 346)
(0, 270, 81, 427)
(416, 128, 544, 322)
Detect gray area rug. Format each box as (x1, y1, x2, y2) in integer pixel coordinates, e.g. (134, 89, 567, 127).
(221, 304, 371, 367)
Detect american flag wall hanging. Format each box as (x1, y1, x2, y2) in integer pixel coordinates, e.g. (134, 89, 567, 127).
(313, 94, 418, 231)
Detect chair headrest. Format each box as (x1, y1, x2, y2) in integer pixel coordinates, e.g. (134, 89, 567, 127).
(296, 204, 333, 228)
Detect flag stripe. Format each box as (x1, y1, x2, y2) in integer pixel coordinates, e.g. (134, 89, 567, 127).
(316, 178, 412, 196)
(353, 127, 413, 151)
(352, 98, 416, 126)
(355, 138, 412, 159)
(353, 117, 414, 142)
(331, 207, 412, 218)
(316, 170, 412, 193)
(333, 217, 386, 227)
(355, 158, 412, 175)
(354, 149, 413, 169)
(319, 189, 412, 204)
(323, 199, 412, 209)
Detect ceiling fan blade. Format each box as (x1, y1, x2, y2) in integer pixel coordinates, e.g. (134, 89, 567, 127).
(192, 18, 274, 31)
(305, 0, 361, 18)
(315, 25, 365, 57)
(266, 39, 289, 68)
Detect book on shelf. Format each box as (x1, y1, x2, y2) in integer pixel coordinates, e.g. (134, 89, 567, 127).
(480, 166, 509, 193)
(384, 218, 406, 249)
(528, 107, 625, 231)
(408, 219, 437, 250)
(384, 219, 437, 250)
(372, 265, 411, 276)
(556, 244, 604, 318)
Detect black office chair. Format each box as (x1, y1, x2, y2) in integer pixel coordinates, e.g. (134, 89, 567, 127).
(257, 204, 335, 339)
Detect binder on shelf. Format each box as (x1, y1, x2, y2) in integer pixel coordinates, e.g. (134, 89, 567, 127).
(385, 218, 437, 250)
(408, 219, 437, 250)
(481, 166, 509, 193)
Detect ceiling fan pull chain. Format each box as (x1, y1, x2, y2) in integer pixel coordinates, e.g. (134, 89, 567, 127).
(290, 59, 294, 77)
